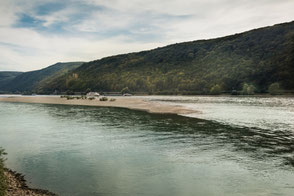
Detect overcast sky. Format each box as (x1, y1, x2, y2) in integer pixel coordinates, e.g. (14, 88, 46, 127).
(0, 0, 293, 71)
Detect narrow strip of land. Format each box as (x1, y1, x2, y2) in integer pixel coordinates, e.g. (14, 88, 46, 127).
(0, 96, 197, 115)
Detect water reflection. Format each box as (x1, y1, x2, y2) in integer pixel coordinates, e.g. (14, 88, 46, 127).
(0, 102, 294, 196)
(43, 104, 294, 168)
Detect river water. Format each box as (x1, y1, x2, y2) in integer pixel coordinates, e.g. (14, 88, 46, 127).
(0, 96, 293, 196)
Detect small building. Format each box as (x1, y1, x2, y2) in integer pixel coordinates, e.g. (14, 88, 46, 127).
(86, 92, 100, 97)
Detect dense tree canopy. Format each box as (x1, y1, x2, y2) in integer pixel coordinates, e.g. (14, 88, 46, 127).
(1, 21, 294, 95)
(40, 21, 294, 94)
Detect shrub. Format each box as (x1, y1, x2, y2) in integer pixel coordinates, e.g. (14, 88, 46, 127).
(242, 83, 255, 95)
(247, 85, 255, 95)
(110, 98, 116, 102)
(100, 97, 108, 101)
(210, 84, 221, 95)
(121, 87, 130, 95)
(268, 83, 281, 95)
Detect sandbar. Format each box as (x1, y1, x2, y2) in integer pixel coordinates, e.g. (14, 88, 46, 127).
(0, 96, 197, 115)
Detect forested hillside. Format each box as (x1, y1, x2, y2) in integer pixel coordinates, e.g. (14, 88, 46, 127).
(39, 21, 294, 94)
(1, 62, 84, 93)
(2, 21, 294, 94)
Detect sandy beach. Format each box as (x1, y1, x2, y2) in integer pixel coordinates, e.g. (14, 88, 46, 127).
(0, 96, 197, 115)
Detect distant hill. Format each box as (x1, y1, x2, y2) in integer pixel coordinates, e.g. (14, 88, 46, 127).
(39, 21, 294, 94)
(0, 72, 23, 92)
(1, 62, 84, 93)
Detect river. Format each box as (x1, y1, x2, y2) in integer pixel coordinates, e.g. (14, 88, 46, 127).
(0, 96, 293, 195)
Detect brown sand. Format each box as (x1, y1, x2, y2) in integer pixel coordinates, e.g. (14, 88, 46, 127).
(0, 96, 197, 115)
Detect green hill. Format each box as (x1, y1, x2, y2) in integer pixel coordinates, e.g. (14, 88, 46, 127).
(2, 62, 84, 93)
(39, 21, 294, 94)
(0, 72, 23, 92)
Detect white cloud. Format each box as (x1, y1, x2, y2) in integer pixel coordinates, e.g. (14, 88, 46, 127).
(0, 0, 293, 71)
(0, 27, 161, 71)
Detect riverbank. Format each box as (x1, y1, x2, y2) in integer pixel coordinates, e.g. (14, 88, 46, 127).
(0, 96, 196, 196)
(0, 148, 55, 196)
(4, 169, 56, 196)
(0, 96, 197, 115)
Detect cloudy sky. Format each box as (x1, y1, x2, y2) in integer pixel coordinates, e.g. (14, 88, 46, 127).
(0, 0, 293, 71)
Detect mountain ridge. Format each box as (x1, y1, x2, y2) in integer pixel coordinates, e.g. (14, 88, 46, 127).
(41, 20, 294, 94)
(2, 20, 294, 94)
(0, 62, 84, 93)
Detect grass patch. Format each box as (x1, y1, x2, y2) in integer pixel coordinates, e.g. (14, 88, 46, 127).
(0, 148, 7, 196)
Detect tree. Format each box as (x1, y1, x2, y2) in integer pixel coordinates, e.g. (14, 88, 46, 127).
(121, 87, 131, 94)
(242, 83, 249, 94)
(247, 85, 255, 95)
(210, 84, 221, 95)
(85, 88, 91, 94)
(268, 83, 281, 95)
(242, 83, 255, 95)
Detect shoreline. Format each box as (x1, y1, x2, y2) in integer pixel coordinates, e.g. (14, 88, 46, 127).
(0, 96, 198, 116)
(4, 168, 56, 196)
(0, 95, 198, 196)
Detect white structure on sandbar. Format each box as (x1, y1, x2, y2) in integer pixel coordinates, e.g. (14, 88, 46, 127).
(86, 92, 100, 97)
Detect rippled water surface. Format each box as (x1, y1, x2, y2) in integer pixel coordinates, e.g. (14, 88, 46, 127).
(144, 95, 294, 131)
(0, 97, 294, 196)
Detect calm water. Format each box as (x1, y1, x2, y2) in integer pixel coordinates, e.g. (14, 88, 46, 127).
(0, 96, 294, 196)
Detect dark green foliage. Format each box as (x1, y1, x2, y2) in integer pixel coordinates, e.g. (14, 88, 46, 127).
(40, 21, 294, 94)
(0, 62, 83, 93)
(231, 90, 240, 95)
(268, 83, 281, 95)
(210, 84, 222, 95)
(66, 90, 74, 95)
(99, 97, 108, 101)
(0, 148, 7, 196)
(121, 87, 131, 95)
(242, 83, 256, 95)
(85, 88, 91, 94)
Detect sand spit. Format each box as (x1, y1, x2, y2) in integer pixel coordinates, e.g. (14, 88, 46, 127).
(0, 96, 197, 115)
(4, 169, 56, 196)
